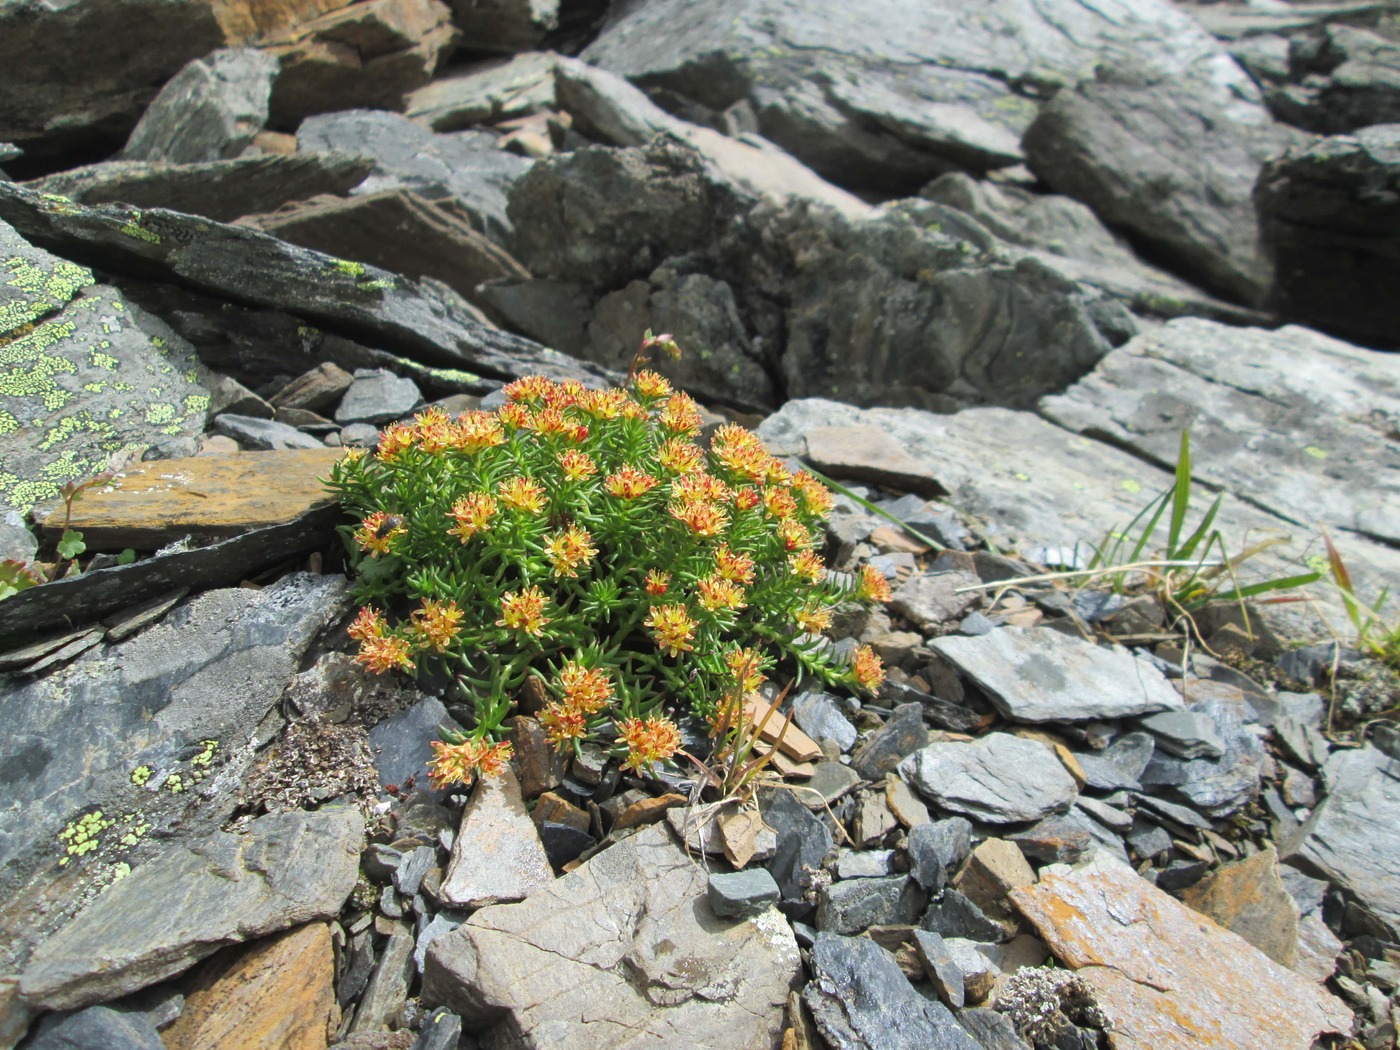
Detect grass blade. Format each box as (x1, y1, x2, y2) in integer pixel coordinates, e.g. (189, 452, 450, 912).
(1167, 430, 1192, 555)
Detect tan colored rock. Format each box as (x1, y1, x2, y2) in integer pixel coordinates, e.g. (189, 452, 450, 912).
(1010, 855, 1352, 1050)
(212, 0, 354, 44)
(1180, 846, 1299, 967)
(31, 447, 345, 550)
(163, 923, 338, 1050)
(884, 774, 930, 828)
(803, 426, 943, 498)
(614, 792, 686, 832)
(532, 791, 589, 834)
(439, 765, 553, 908)
(952, 838, 1036, 929)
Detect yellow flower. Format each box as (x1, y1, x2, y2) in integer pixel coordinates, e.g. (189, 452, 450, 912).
(498, 476, 547, 513)
(777, 519, 812, 551)
(353, 511, 405, 557)
(540, 702, 588, 749)
(348, 606, 387, 642)
(657, 392, 702, 435)
(578, 388, 631, 420)
(497, 586, 552, 636)
(413, 407, 453, 452)
(857, 564, 893, 603)
(711, 423, 770, 481)
(696, 574, 747, 613)
(616, 715, 682, 772)
(497, 402, 533, 429)
(672, 471, 730, 505)
(725, 646, 767, 691)
(475, 740, 514, 778)
(427, 739, 478, 789)
(411, 599, 463, 652)
(644, 569, 671, 596)
(788, 550, 826, 584)
(791, 470, 834, 516)
(503, 375, 553, 403)
(355, 632, 415, 675)
(632, 370, 673, 398)
(656, 438, 704, 475)
(558, 662, 614, 714)
(669, 499, 728, 537)
(645, 603, 697, 657)
(713, 543, 755, 584)
(558, 449, 598, 481)
(448, 493, 497, 542)
(764, 486, 798, 520)
(375, 422, 415, 462)
(545, 524, 598, 578)
(794, 604, 833, 634)
(604, 465, 659, 498)
(451, 411, 505, 454)
(852, 644, 886, 693)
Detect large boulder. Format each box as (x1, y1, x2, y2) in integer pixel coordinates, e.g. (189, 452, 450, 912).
(1237, 24, 1400, 134)
(1023, 63, 1303, 305)
(1257, 124, 1400, 348)
(582, 0, 1252, 195)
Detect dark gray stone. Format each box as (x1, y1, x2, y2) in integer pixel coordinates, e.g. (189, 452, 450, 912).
(212, 413, 327, 451)
(815, 876, 924, 935)
(1074, 796, 1132, 833)
(802, 933, 983, 1050)
(834, 849, 895, 880)
(920, 889, 1013, 944)
(929, 627, 1183, 723)
(335, 369, 423, 425)
(1140, 697, 1266, 817)
(912, 928, 965, 1010)
(1156, 859, 1212, 892)
(405, 52, 557, 132)
(899, 734, 1078, 824)
(18, 806, 364, 1012)
(20, 1004, 164, 1050)
(1008, 814, 1094, 864)
(395, 846, 436, 898)
(761, 788, 834, 901)
(1023, 62, 1302, 304)
(1287, 744, 1400, 939)
(1126, 820, 1173, 859)
(1132, 793, 1212, 832)
(1245, 24, 1400, 134)
(852, 703, 929, 781)
(878, 680, 983, 734)
(906, 818, 972, 894)
(1258, 124, 1400, 348)
(446, 0, 558, 55)
(957, 1007, 1034, 1050)
(805, 762, 862, 808)
(537, 822, 594, 870)
(121, 48, 277, 164)
(298, 109, 533, 244)
(708, 868, 781, 919)
(793, 692, 858, 753)
(1137, 710, 1227, 760)
(364, 843, 404, 884)
(413, 914, 464, 975)
(412, 1007, 465, 1050)
(1075, 732, 1155, 792)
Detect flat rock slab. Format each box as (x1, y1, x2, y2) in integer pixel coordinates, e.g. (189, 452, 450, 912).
(1180, 847, 1299, 968)
(1287, 745, 1400, 940)
(930, 627, 1182, 723)
(1010, 855, 1351, 1050)
(0, 574, 350, 974)
(899, 733, 1078, 824)
(438, 766, 553, 909)
(1041, 318, 1400, 546)
(423, 822, 800, 1049)
(802, 425, 944, 498)
(758, 398, 1400, 638)
(19, 806, 363, 1012)
(161, 921, 339, 1050)
(29, 447, 345, 550)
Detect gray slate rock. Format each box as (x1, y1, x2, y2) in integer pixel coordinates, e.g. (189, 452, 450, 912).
(297, 109, 532, 244)
(583, 0, 1247, 197)
(1137, 710, 1226, 759)
(1139, 696, 1266, 817)
(957, 1007, 1034, 1050)
(212, 413, 326, 451)
(368, 696, 463, 802)
(802, 933, 983, 1050)
(20, 1004, 164, 1050)
(335, 369, 423, 425)
(907, 817, 973, 893)
(912, 929, 965, 1010)
(899, 733, 1078, 824)
(1258, 124, 1400, 348)
(708, 868, 781, 919)
(406, 52, 557, 131)
(793, 692, 858, 753)
(412, 1007, 465, 1050)
(121, 48, 277, 164)
(424, 823, 799, 1048)
(930, 627, 1183, 724)
(26, 152, 375, 225)
(1040, 317, 1400, 546)
(352, 920, 415, 1036)
(920, 889, 1013, 944)
(446, 0, 558, 54)
(890, 572, 980, 631)
(816, 875, 924, 935)
(1023, 62, 1302, 304)
(1287, 744, 1400, 939)
(1244, 24, 1400, 134)
(0, 182, 611, 388)
(0, 575, 350, 970)
(835, 849, 895, 880)
(1074, 732, 1155, 792)
(19, 806, 364, 1011)
(852, 703, 929, 781)
(439, 767, 553, 909)
(762, 787, 834, 900)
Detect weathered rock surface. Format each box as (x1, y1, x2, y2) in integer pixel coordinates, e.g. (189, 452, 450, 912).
(0, 573, 350, 973)
(26, 153, 374, 224)
(122, 48, 278, 164)
(161, 922, 339, 1050)
(802, 932, 982, 1050)
(423, 823, 799, 1048)
(19, 1004, 165, 1050)
(1023, 62, 1301, 304)
(1011, 854, 1352, 1050)
(1241, 23, 1400, 134)
(899, 733, 1078, 824)
(1139, 694, 1266, 817)
(1041, 317, 1400, 547)
(0, 183, 611, 388)
(446, 0, 557, 54)
(930, 627, 1183, 723)
(1257, 124, 1400, 348)
(1287, 744, 1400, 940)
(19, 805, 363, 1012)
(1179, 847, 1299, 967)
(438, 767, 553, 909)
(405, 52, 557, 131)
(582, 0, 1249, 196)
(30, 448, 345, 549)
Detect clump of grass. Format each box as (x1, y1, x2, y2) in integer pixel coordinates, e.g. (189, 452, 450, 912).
(1323, 528, 1400, 668)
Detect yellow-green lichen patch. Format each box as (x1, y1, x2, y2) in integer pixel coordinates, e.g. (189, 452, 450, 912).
(39, 413, 114, 452)
(190, 739, 219, 769)
(145, 403, 176, 425)
(58, 809, 115, 860)
(118, 211, 162, 245)
(1304, 446, 1328, 459)
(130, 765, 152, 786)
(0, 408, 16, 436)
(0, 255, 94, 340)
(164, 773, 185, 794)
(356, 278, 395, 293)
(331, 258, 367, 278)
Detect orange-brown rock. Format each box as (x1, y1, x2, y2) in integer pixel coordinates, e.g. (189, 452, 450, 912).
(1010, 855, 1351, 1050)
(1180, 846, 1299, 967)
(31, 447, 345, 550)
(163, 922, 338, 1050)
(211, 0, 354, 44)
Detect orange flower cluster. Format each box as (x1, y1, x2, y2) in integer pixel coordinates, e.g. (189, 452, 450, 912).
(696, 574, 747, 613)
(353, 511, 405, 557)
(714, 543, 756, 584)
(725, 646, 767, 691)
(852, 644, 886, 692)
(658, 391, 702, 435)
(794, 604, 834, 634)
(348, 607, 415, 674)
(857, 564, 893, 603)
(646, 603, 698, 657)
(712, 424, 776, 482)
(540, 661, 616, 749)
(788, 549, 827, 584)
(644, 569, 671, 596)
(498, 476, 547, 513)
(427, 737, 515, 788)
(411, 599, 463, 652)
(558, 449, 597, 481)
(669, 498, 728, 537)
(616, 715, 682, 772)
(448, 493, 497, 542)
(604, 465, 659, 499)
(545, 524, 598, 578)
(497, 586, 551, 636)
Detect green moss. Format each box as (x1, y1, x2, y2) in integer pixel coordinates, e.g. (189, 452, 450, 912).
(355, 278, 395, 293)
(331, 259, 367, 278)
